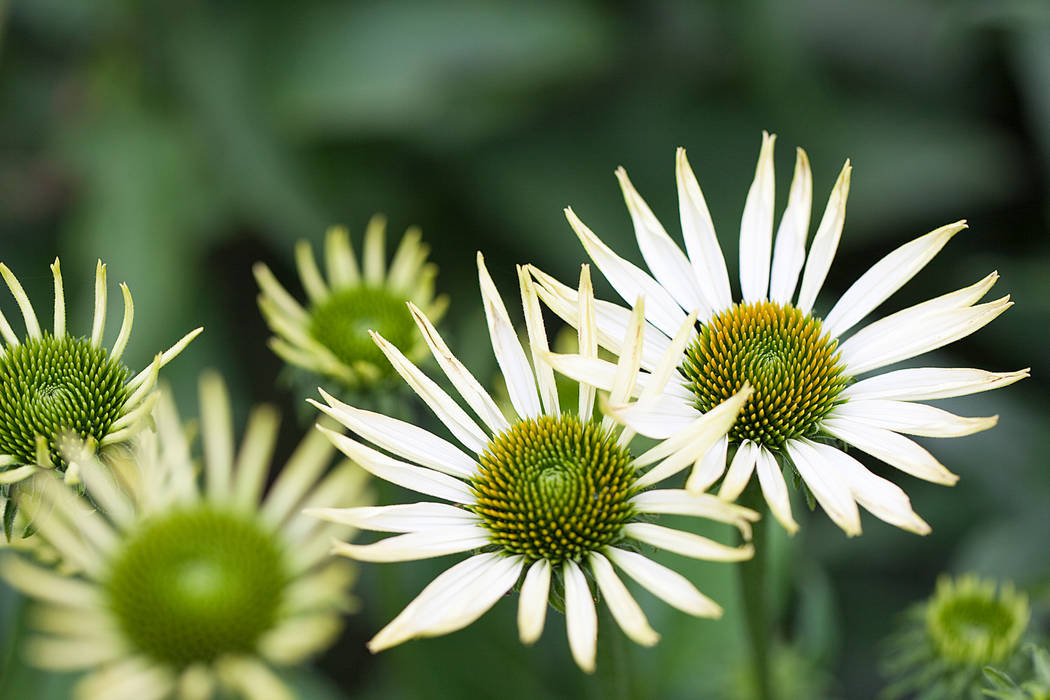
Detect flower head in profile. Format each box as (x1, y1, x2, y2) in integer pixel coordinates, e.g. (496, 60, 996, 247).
(254, 215, 448, 390)
(532, 132, 1027, 536)
(883, 574, 1031, 700)
(1, 372, 370, 699)
(307, 254, 757, 673)
(0, 259, 200, 533)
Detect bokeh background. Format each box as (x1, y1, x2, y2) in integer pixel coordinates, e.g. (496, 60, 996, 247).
(1, 0, 1048, 698)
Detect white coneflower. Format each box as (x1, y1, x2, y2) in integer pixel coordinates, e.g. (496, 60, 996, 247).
(1, 372, 371, 700)
(254, 215, 448, 389)
(531, 132, 1026, 536)
(307, 254, 758, 673)
(0, 259, 200, 532)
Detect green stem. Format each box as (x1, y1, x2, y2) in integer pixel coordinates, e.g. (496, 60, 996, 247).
(737, 482, 773, 700)
(594, 605, 637, 700)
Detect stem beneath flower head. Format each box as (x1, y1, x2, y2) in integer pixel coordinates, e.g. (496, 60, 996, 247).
(737, 481, 773, 700)
(593, 605, 639, 700)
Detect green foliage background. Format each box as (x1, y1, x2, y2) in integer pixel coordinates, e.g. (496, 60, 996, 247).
(1, 0, 1048, 698)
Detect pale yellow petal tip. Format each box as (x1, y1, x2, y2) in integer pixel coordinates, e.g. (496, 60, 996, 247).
(910, 518, 933, 536)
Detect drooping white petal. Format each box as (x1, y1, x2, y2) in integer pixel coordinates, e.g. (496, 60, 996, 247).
(369, 554, 523, 652)
(477, 253, 541, 420)
(565, 207, 688, 337)
(821, 417, 958, 485)
(796, 160, 851, 314)
(822, 221, 966, 338)
(330, 525, 490, 562)
(314, 389, 478, 478)
(518, 266, 559, 416)
(768, 148, 813, 305)
(625, 522, 753, 561)
(829, 399, 997, 438)
(318, 427, 476, 503)
(617, 167, 707, 315)
(738, 131, 777, 303)
(631, 488, 760, 537)
(635, 385, 752, 488)
(306, 502, 479, 533)
(563, 560, 598, 673)
(840, 297, 1011, 375)
(606, 394, 699, 440)
(718, 440, 760, 501)
(840, 367, 1030, 402)
(754, 447, 799, 534)
(785, 439, 862, 536)
(810, 444, 931, 534)
(676, 148, 733, 313)
(371, 331, 491, 453)
(589, 552, 659, 646)
(606, 547, 721, 617)
(517, 559, 551, 645)
(684, 435, 728, 493)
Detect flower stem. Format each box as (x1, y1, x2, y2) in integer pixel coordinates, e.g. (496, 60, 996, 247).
(593, 606, 638, 700)
(737, 482, 773, 700)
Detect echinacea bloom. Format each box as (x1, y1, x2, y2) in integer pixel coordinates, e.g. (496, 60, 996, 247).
(1, 373, 371, 700)
(883, 575, 1031, 700)
(307, 254, 758, 673)
(531, 132, 1027, 536)
(254, 215, 448, 389)
(0, 259, 200, 527)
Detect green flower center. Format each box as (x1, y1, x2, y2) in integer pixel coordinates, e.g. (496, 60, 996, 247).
(926, 576, 1030, 665)
(309, 286, 416, 372)
(0, 334, 130, 468)
(471, 414, 636, 563)
(105, 507, 289, 668)
(680, 301, 848, 449)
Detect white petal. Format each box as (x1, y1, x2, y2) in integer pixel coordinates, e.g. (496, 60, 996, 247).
(49, 259, 65, 338)
(371, 332, 491, 453)
(606, 298, 647, 434)
(589, 552, 659, 646)
(319, 427, 476, 503)
(822, 220, 966, 338)
(676, 147, 733, 313)
(718, 440, 760, 501)
(477, 253, 541, 419)
(829, 399, 997, 438)
(606, 547, 721, 617)
(796, 160, 851, 314)
(407, 303, 510, 435)
(606, 393, 699, 440)
(314, 389, 478, 478)
(625, 522, 753, 562)
(563, 560, 598, 673)
(518, 266, 559, 416)
(821, 417, 958, 485)
(768, 148, 813, 305)
(363, 214, 386, 285)
(90, 260, 107, 346)
(785, 439, 862, 536)
(617, 167, 708, 315)
(754, 447, 799, 534)
(368, 554, 522, 652)
(0, 262, 41, 339)
(840, 297, 1011, 375)
(331, 525, 490, 562)
(306, 502, 479, 533)
(637, 311, 699, 403)
(811, 444, 930, 535)
(841, 367, 1030, 402)
(517, 559, 551, 645)
(576, 265, 598, 420)
(631, 487, 759, 537)
(199, 372, 234, 501)
(684, 434, 728, 493)
(738, 131, 776, 303)
(110, 283, 134, 361)
(294, 240, 329, 303)
(530, 265, 671, 370)
(323, 225, 360, 288)
(545, 352, 618, 392)
(565, 207, 688, 337)
(253, 263, 308, 323)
